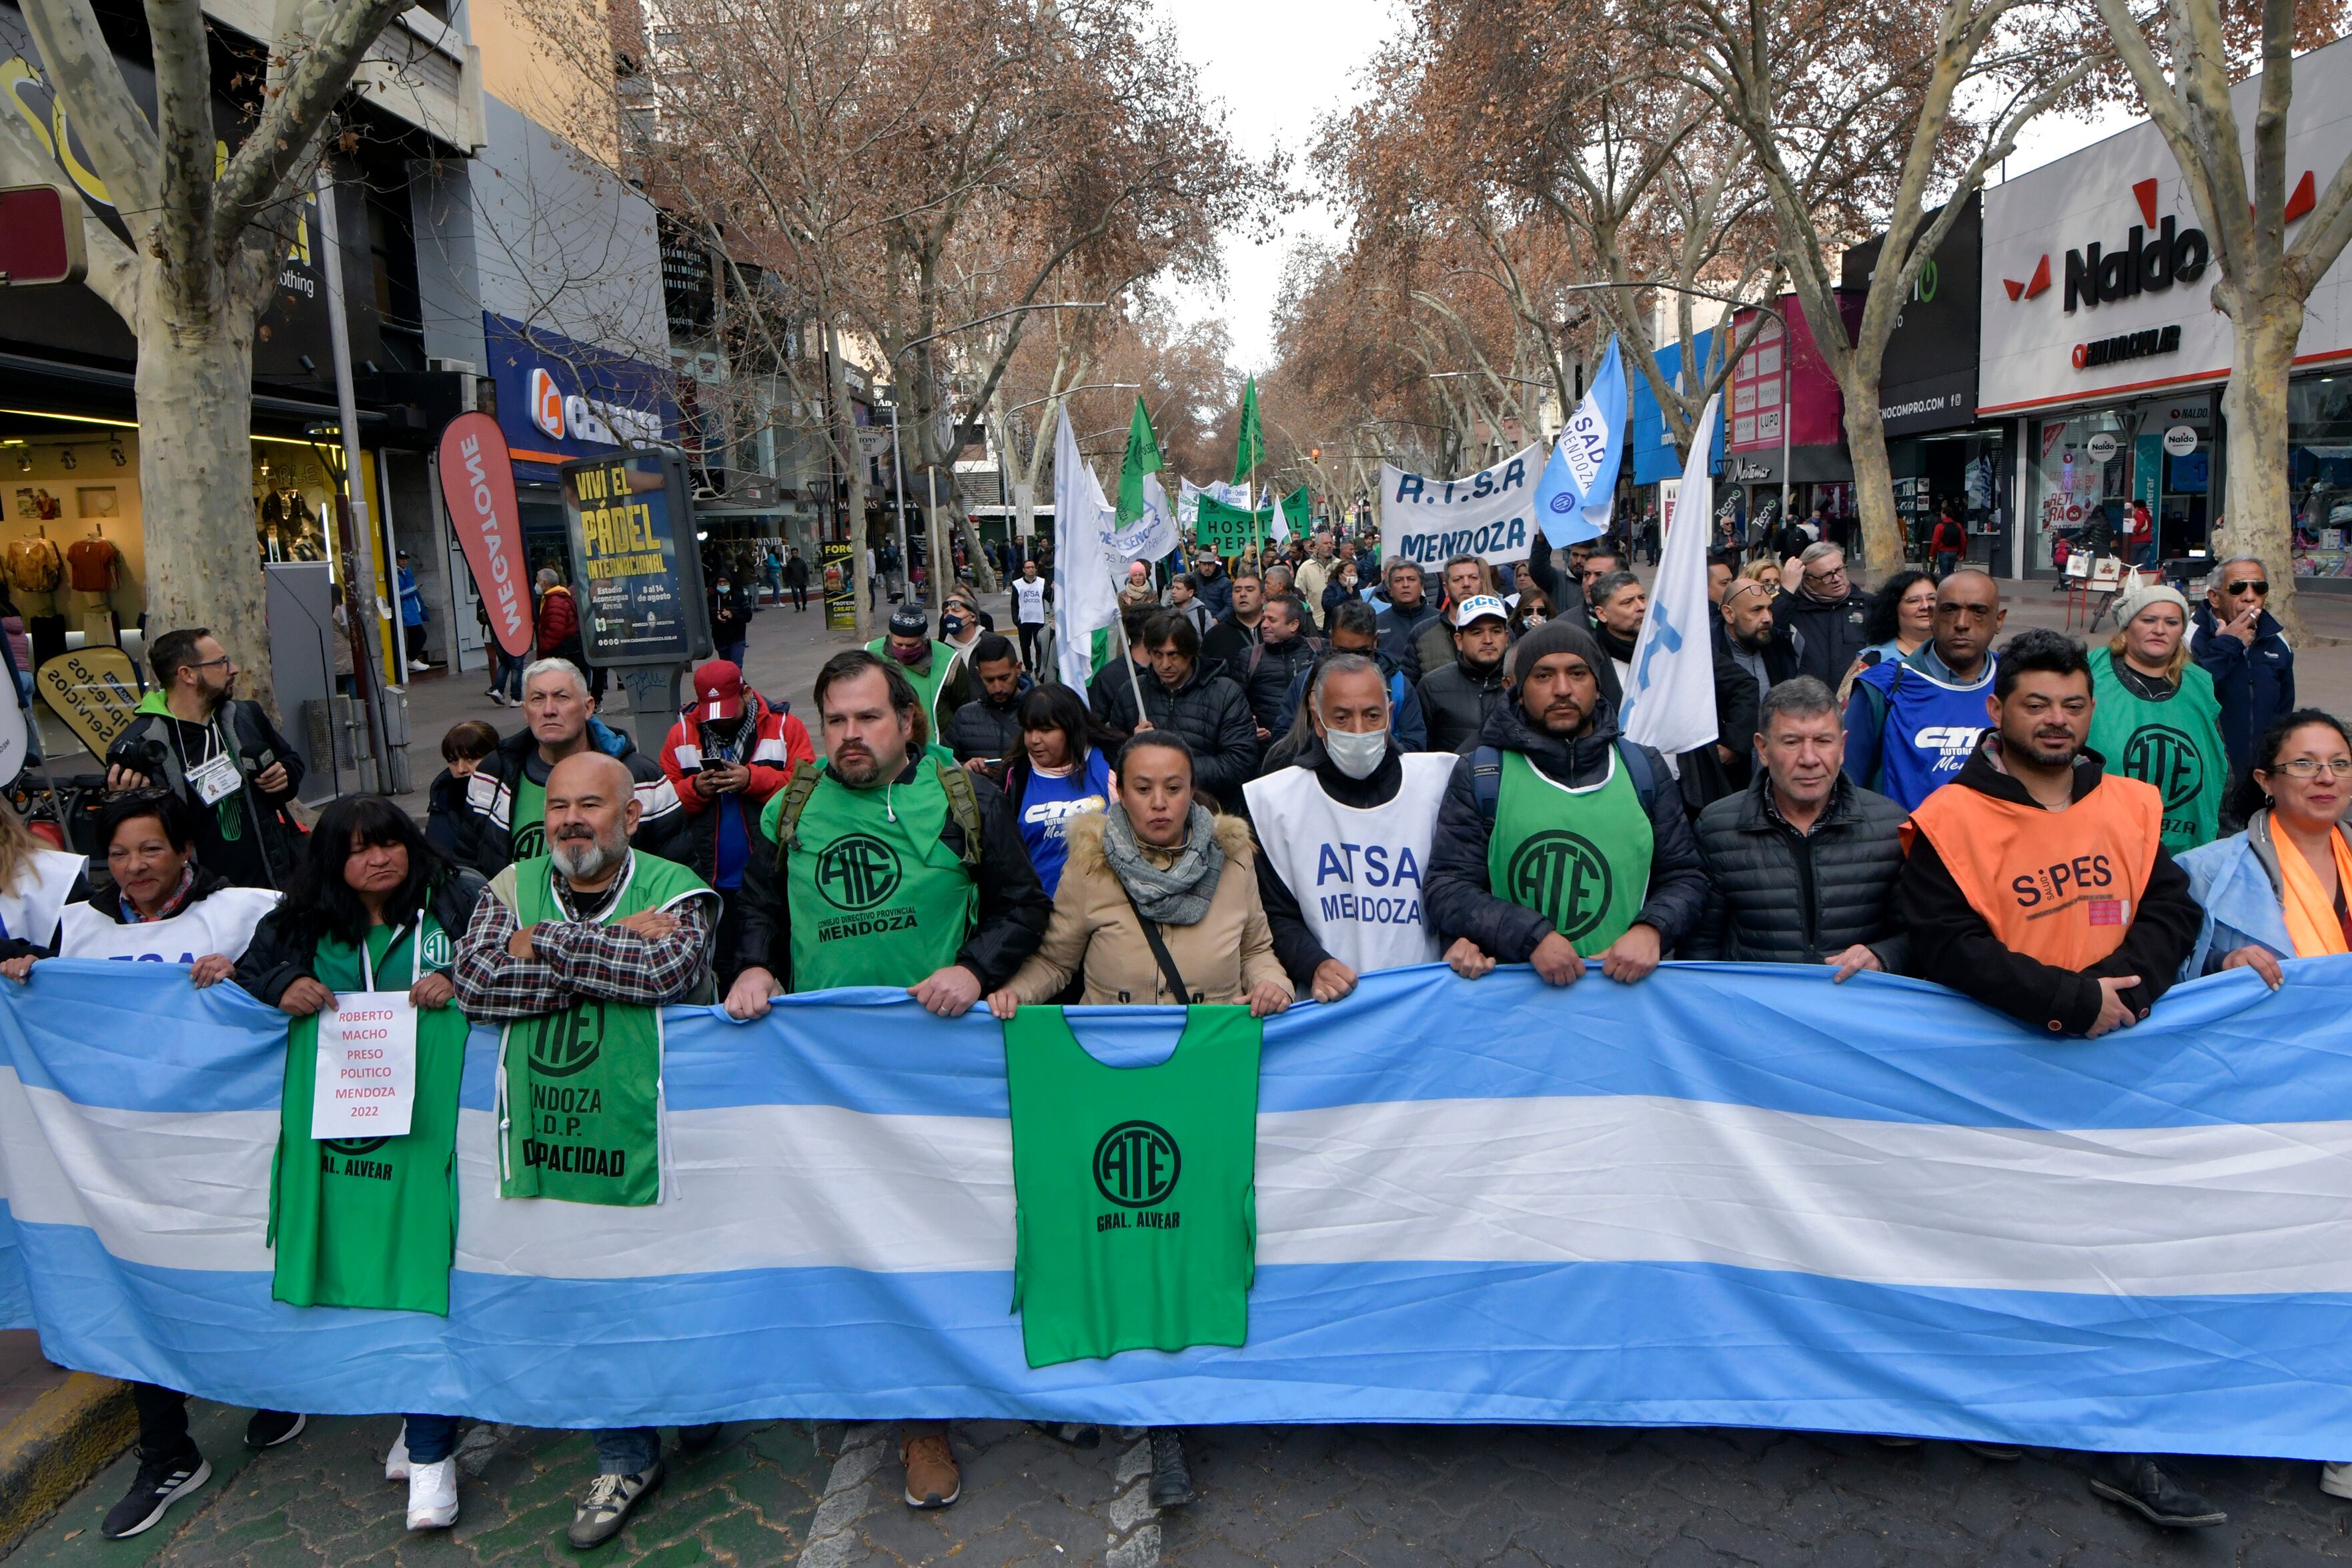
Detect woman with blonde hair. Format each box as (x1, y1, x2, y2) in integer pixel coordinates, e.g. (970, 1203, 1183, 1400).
(0, 802, 88, 960)
(1738, 558, 1782, 594)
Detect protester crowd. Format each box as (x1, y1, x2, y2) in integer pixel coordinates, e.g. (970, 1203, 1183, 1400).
(0, 518, 2331, 1547)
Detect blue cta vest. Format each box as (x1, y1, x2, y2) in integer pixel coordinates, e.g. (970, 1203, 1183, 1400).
(1858, 657, 1996, 811)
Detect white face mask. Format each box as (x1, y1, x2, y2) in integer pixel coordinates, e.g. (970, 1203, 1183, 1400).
(1321, 720, 1388, 780)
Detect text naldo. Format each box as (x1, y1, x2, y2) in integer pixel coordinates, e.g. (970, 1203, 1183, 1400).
(2063, 215, 2210, 312)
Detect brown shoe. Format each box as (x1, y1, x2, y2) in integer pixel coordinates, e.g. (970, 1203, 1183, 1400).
(901, 1424, 961, 1509)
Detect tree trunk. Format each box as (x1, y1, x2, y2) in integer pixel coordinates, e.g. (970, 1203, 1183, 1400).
(955, 511, 999, 592)
(2222, 297, 2305, 636)
(1839, 371, 1905, 580)
(133, 293, 277, 714)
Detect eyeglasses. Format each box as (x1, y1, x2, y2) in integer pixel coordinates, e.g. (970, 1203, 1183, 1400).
(2271, 758, 2352, 778)
(2225, 578, 2270, 596)
(1804, 566, 1846, 586)
(187, 656, 234, 672)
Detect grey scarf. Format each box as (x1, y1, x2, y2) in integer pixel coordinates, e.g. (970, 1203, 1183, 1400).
(1099, 801, 1224, 925)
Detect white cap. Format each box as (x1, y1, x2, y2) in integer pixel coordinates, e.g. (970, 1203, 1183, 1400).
(1452, 594, 1509, 628)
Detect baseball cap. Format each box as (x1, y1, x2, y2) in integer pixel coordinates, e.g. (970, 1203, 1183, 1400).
(1452, 594, 1509, 628)
(692, 659, 745, 722)
(887, 606, 929, 639)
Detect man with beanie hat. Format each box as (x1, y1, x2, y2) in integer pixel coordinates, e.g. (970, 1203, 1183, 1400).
(870, 604, 974, 734)
(1425, 619, 1708, 986)
(2090, 579, 2229, 851)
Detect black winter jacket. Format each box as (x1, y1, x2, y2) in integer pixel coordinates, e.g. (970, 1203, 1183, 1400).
(940, 678, 1031, 771)
(1373, 596, 1443, 684)
(1424, 696, 1709, 962)
(1897, 744, 2200, 1035)
(448, 718, 690, 877)
(237, 868, 488, 1006)
(1088, 658, 1261, 812)
(1688, 772, 1909, 969)
(1771, 586, 1872, 689)
(1416, 656, 1507, 754)
(105, 698, 306, 891)
(733, 757, 1050, 991)
(1710, 616, 1806, 791)
(1243, 634, 1323, 738)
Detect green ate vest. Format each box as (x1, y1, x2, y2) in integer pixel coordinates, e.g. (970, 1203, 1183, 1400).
(1003, 1005, 1261, 1368)
(766, 762, 977, 992)
(2089, 651, 2229, 852)
(1486, 748, 1652, 952)
(867, 638, 958, 728)
(511, 773, 548, 860)
(496, 851, 712, 1206)
(268, 916, 467, 1314)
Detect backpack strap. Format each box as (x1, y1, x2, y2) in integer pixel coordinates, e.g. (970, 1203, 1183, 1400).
(772, 759, 824, 867)
(1472, 744, 1504, 824)
(1613, 739, 1659, 818)
(933, 758, 986, 868)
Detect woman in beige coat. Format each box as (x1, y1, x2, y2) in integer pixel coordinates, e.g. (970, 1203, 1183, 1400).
(989, 732, 1293, 1012)
(985, 729, 1290, 1508)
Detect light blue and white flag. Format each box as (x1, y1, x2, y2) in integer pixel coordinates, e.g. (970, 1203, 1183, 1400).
(1532, 338, 1628, 544)
(10, 958, 2352, 1453)
(1052, 404, 1119, 690)
(1621, 390, 1720, 757)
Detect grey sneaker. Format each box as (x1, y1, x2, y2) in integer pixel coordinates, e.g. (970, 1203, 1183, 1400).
(567, 1462, 663, 1549)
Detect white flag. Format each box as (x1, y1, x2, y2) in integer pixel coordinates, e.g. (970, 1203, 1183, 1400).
(1179, 478, 1248, 530)
(1103, 472, 1178, 563)
(1620, 394, 1720, 757)
(1053, 406, 1120, 690)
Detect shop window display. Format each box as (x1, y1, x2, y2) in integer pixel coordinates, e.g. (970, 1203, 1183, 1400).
(2289, 375, 2352, 578)
(2030, 411, 2131, 570)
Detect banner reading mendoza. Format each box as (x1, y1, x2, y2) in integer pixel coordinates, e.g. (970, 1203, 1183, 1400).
(1379, 442, 1542, 569)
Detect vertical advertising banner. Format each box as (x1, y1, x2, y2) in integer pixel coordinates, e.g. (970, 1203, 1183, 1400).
(437, 413, 533, 658)
(822, 540, 857, 630)
(558, 451, 712, 666)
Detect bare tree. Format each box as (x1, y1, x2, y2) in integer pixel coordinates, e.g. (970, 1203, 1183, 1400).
(1671, 0, 2097, 569)
(2091, 0, 2352, 632)
(0, 0, 420, 700)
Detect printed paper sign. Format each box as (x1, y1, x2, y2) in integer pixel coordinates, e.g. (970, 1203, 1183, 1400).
(311, 992, 418, 1138)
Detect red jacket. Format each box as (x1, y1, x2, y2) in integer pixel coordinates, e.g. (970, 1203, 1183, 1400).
(536, 586, 580, 652)
(658, 692, 814, 882)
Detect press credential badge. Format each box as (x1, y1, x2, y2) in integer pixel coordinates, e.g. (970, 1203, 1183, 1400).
(312, 992, 418, 1138)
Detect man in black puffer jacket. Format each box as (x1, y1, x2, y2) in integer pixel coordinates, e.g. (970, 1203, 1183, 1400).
(938, 634, 1029, 780)
(1089, 610, 1261, 809)
(1771, 542, 1873, 689)
(1687, 675, 1908, 973)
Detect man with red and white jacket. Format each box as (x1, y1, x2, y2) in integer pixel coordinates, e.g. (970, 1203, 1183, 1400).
(659, 659, 813, 986)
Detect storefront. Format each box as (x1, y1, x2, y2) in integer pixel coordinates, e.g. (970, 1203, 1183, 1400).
(1627, 329, 1723, 526)
(1979, 33, 2352, 584)
(1723, 295, 1857, 546)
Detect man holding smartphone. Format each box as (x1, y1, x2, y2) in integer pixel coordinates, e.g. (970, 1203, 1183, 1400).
(658, 660, 812, 988)
(940, 636, 1030, 784)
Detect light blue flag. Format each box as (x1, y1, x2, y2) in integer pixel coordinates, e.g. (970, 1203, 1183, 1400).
(1533, 337, 1628, 543)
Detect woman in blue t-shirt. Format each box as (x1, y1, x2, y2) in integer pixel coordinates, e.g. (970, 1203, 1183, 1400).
(1001, 685, 1113, 896)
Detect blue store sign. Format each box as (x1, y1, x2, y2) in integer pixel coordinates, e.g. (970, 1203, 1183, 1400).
(485, 313, 678, 480)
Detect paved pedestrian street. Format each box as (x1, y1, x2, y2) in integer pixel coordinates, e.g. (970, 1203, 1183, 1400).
(14, 1402, 2352, 1566)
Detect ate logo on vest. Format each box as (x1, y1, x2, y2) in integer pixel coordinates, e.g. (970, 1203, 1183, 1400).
(814, 832, 903, 910)
(324, 1136, 389, 1155)
(528, 1000, 606, 1077)
(1093, 1120, 1181, 1209)
(2123, 725, 2205, 811)
(420, 929, 452, 969)
(513, 821, 547, 860)
(1507, 830, 1614, 944)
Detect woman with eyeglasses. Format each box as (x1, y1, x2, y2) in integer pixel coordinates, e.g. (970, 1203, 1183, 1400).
(2187, 554, 2296, 774)
(2178, 710, 2352, 995)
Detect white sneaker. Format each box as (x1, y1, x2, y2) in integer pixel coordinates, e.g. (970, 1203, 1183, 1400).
(409, 660, 431, 672)
(2323, 1461, 2352, 1499)
(385, 1422, 410, 1482)
(406, 1458, 459, 1529)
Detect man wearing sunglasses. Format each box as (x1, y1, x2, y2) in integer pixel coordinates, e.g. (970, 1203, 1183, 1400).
(2187, 556, 2296, 772)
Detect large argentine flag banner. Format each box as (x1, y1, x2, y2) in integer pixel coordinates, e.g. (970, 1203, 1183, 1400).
(8, 958, 2352, 1453)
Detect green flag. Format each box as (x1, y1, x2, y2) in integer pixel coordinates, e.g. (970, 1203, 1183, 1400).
(1233, 376, 1263, 484)
(1281, 487, 1311, 535)
(1116, 396, 1163, 527)
(1194, 494, 1271, 556)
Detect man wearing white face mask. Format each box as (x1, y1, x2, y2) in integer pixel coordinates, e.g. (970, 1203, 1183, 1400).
(1244, 653, 1459, 1003)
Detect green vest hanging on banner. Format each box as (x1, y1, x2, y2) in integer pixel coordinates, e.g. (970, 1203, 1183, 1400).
(1003, 1004, 1261, 1369)
(866, 637, 958, 729)
(2089, 650, 2229, 852)
(1486, 748, 1652, 954)
(511, 773, 548, 861)
(268, 916, 467, 1315)
(496, 851, 712, 1207)
(766, 760, 978, 992)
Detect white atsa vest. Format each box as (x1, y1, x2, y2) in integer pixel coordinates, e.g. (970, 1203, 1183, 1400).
(1243, 753, 1452, 975)
(58, 886, 279, 964)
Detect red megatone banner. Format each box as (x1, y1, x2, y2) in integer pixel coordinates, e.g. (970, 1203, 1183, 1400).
(436, 412, 534, 659)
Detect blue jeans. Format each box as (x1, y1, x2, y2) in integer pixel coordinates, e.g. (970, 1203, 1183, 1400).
(596, 1427, 660, 1475)
(405, 1414, 462, 1463)
(490, 646, 524, 700)
(720, 641, 747, 668)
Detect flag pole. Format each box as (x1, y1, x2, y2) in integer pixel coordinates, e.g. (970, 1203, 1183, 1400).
(1113, 564, 1151, 722)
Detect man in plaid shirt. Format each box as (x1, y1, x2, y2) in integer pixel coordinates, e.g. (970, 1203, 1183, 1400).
(451, 751, 719, 1548)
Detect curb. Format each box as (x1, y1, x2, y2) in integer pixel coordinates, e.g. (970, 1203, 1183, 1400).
(0, 1372, 136, 1555)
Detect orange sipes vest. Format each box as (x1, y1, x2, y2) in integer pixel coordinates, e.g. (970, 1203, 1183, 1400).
(1901, 770, 2164, 972)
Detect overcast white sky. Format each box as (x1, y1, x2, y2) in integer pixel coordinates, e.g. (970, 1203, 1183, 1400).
(1156, 0, 2145, 375)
